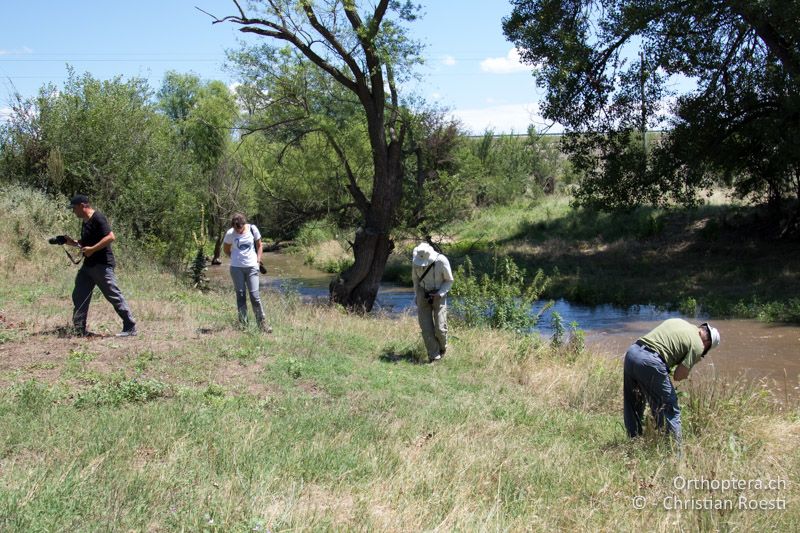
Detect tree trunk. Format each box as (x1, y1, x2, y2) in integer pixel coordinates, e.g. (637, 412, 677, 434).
(329, 224, 394, 312)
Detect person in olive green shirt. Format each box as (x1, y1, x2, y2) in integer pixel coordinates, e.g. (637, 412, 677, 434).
(623, 318, 721, 445)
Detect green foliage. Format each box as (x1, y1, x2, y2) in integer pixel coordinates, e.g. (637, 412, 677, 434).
(451, 256, 552, 332)
(294, 220, 338, 248)
(74, 375, 169, 408)
(0, 70, 201, 265)
(550, 311, 564, 347)
(12, 379, 55, 414)
(679, 297, 699, 317)
(504, 0, 800, 223)
(286, 357, 304, 379)
(190, 247, 209, 290)
(565, 321, 586, 361)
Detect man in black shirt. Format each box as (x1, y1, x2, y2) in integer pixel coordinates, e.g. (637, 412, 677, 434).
(64, 194, 137, 337)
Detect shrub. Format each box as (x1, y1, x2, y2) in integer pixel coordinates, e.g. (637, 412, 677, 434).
(450, 255, 552, 332)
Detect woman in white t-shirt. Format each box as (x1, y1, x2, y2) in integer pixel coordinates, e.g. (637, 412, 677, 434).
(222, 213, 270, 332)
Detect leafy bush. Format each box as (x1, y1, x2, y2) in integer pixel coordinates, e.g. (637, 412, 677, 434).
(451, 255, 552, 332)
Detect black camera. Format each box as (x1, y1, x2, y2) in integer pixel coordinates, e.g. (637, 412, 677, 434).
(425, 290, 437, 305)
(48, 235, 68, 245)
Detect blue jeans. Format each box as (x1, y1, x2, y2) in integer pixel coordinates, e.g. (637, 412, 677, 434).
(230, 266, 265, 326)
(623, 343, 682, 444)
(72, 264, 135, 333)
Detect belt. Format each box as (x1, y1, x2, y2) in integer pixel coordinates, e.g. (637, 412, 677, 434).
(635, 340, 668, 366)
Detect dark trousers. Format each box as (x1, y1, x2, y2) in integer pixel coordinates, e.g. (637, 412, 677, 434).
(72, 264, 135, 332)
(623, 343, 682, 444)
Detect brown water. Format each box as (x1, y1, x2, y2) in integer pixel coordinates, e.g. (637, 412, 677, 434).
(211, 252, 800, 399)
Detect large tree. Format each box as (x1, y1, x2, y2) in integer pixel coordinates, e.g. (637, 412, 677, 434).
(158, 73, 244, 263)
(208, 0, 423, 311)
(503, 0, 800, 224)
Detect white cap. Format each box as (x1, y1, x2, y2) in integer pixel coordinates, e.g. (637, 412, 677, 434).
(701, 322, 721, 351)
(412, 242, 436, 267)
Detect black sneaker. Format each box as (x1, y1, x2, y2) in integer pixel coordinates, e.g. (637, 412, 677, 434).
(429, 353, 442, 362)
(116, 326, 137, 337)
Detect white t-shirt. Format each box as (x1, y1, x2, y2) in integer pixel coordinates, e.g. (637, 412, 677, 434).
(223, 224, 262, 268)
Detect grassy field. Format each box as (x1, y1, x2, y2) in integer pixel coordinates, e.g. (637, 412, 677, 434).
(438, 194, 800, 322)
(1, 187, 798, 530)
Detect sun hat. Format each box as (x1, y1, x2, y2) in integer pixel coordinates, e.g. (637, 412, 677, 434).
(412, 242, 437, 267)
(701, 322, 721, 354)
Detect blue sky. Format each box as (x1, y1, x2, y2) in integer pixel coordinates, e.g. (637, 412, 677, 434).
(0, 1, 548, 133)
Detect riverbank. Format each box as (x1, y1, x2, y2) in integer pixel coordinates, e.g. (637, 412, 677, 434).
(332, 195, 799, 322)
(0, 228, 797, 529)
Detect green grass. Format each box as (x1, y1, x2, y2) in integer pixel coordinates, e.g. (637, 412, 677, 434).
(0, 186, 798, 530)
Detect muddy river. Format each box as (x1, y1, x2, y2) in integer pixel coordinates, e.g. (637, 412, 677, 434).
(210, 252, 800, 399)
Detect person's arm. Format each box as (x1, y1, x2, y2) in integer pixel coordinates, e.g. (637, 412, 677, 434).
(437, 257, 454, 297)
(81, 231, 115, 257)
(223, 243, 232, 257)
(255, 238, 263, 264)
(64, 236, 80, 247)
(673, 364, 690, 381)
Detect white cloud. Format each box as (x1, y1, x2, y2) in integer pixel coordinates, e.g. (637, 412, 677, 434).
(480, 48, 531, 74)
(431, 92, 442, 100)
(441, 55, 456, 67)
(0, 46, 33, 56)
(449, 102, 562, 135)
(0, 107, 12, 123)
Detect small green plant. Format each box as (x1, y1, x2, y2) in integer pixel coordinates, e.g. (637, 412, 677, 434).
(67, 348, 96, 364)
(18, 233, 33, 257)
(62, 348, 98, 380)
(189, 205, 210, 291)
(550, 311, 564, 347)
(13, 379, 54, 414)
(0, 329, 16, 344)
(203, 383, 226, 399)
(286, 357, 304, 379)
(133, 350, 157, 373)
(565, 321, 586, 361)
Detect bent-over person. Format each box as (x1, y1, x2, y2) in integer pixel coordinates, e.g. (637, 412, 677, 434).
(623, 318, 721, 446)
(412, 242, 453, 362)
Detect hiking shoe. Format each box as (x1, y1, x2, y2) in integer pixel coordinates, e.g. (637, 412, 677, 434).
(116, 327, 137, 338)
(260, 324, 273, 334)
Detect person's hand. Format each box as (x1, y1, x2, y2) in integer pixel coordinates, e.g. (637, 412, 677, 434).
(81, 246, 95, 257)
(433, 293, 443, 305)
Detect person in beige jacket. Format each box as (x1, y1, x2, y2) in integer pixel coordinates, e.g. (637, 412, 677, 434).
(411, 242, 454, 362)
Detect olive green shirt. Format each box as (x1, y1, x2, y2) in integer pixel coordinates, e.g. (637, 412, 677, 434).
(639, 318, 705, 371)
